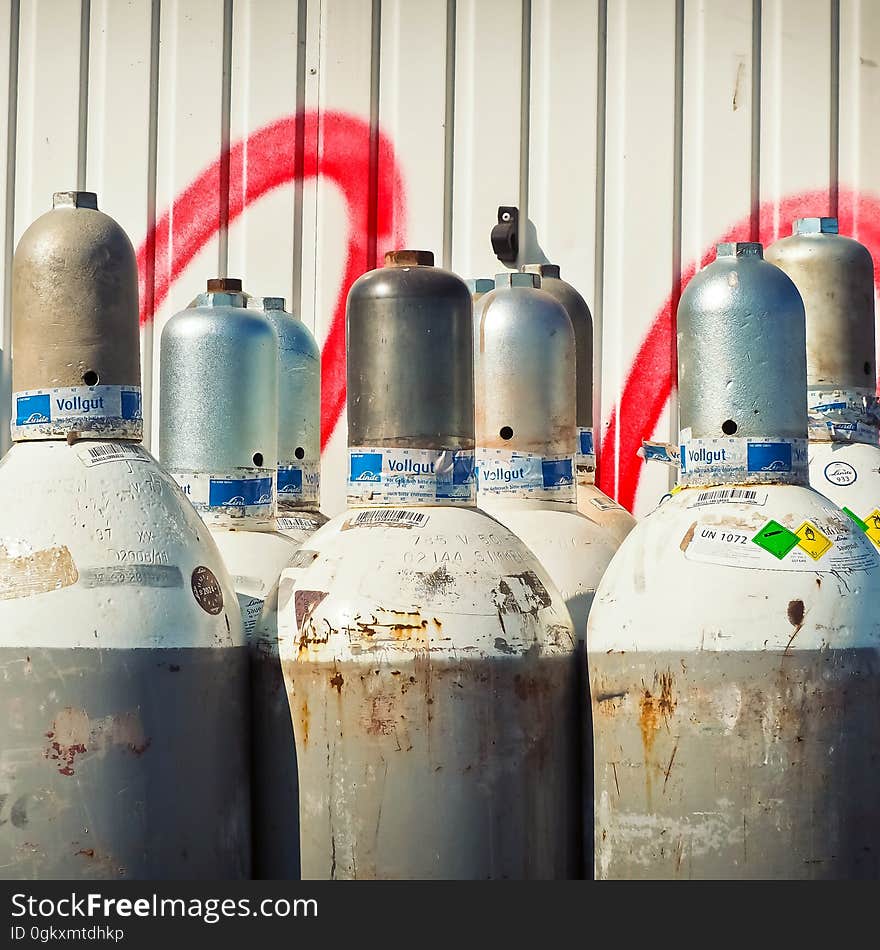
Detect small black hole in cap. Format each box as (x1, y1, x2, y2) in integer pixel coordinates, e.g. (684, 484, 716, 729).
(294, 447, 305, 460)
(82, 370, 99, 386)
(722, 419, 738, 435)
(500, 426, 514, 440)
(253, 452, 264, 467)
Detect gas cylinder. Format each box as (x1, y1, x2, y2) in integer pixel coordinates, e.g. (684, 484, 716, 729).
(588, 242, 880, 879)
(0, 192, 249, 879)
(159, 279, 299, 638)
(474, 271, 619, 641)
(242, 295, 326, 879)
(521, 263, 634, 543)
(252, 296, 328, 545)
(766, 218, 880, 549)
(262, 249, 579, 880)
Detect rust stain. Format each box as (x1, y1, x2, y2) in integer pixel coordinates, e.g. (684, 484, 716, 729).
(363, 695, 397, 736)
(45, 708, 151, 775)
(785, 599, 807, 654)
(329, 671, 344, 693)
(679, 522, 697, 553)
(300, 699, 310, 746)
(76, 848, 95, 858)
(638, 670, 676, 754)
(787, 599, 805, 626)
(0, 543, 79, 601)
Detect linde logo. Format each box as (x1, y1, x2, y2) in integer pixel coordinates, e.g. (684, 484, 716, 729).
(278, 469, 304, 494)
(350, 452, 382, 483)
(15, 393, 50, 425)
(209, 477, 273, 508)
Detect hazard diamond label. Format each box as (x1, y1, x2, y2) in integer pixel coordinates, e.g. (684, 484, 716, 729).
(794, 521, 833, 561)
(752, 520, 800, 560)
(864, 509, 880, 548)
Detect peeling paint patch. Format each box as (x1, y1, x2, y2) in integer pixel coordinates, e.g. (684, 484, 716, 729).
(0, 542, 79, 600)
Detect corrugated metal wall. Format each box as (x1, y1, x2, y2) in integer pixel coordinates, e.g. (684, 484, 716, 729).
(1, 0, 878, 517)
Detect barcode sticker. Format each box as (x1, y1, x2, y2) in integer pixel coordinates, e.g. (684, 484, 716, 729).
(688, 487, 768, 508)
(277, 516, 322, 532)
(76, 442, 151, 468)
(346, 509, 429, 529)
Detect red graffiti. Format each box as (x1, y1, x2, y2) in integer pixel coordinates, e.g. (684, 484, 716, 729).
(136, 112, 406, 448)
(598, 187, 880, 512)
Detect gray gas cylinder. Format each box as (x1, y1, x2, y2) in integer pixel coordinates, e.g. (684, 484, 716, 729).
(258, 250, 580, 879)
(588, 242, 880, 879)
(766, 218, 880, 544)
(0, 193, 250, 879)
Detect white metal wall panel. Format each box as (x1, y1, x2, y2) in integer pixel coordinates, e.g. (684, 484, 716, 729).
(527, 0, 600, 413)
(149, 0, 227, 447)
(1, 0, 878, 518)
(601, 0, 680, 514)
(451, 0, 525, 280)
(227, 0, 300, 308)
(760, 0, 835, 237)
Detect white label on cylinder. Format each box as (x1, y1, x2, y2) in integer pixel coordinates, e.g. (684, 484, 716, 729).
(278, 460, 320, 507)
(237, 593, 264, 635)
(347, 447, 475, 505)
(476, 448, 576, 503)
(170, 471, 276, 519)
(682, 515, 877, 573)
(12, 385, 142, 438)
(74, 442, 152, 468)
(807, 388, 880, 445)
(679, 436, 808, 486)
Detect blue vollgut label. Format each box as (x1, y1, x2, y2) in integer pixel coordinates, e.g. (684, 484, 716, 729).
(171, 471, 276, 522)
(476, 448, 576, 502)
(576, 427, 596, 483)
(679, 436, 808, 486)
(12, 385, 143, 438)
(278, 460, 320, 507)
(347, 447, 475, 504)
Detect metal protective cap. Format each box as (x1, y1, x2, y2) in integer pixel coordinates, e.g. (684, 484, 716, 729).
(159, 280, 279, 474)
(766, 220, 875, 389)
(677, 244, 807, 440)
(347, 251, 474, 448)
(520, 262, 594, 427)
(476, 285, 575, 454)
(11, 191, 140, 409)
(257, 296, 320, 475)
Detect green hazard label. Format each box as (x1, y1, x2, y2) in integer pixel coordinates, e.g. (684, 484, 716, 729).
(752, 520, 800, 560)
(843, 507, 869, 532)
